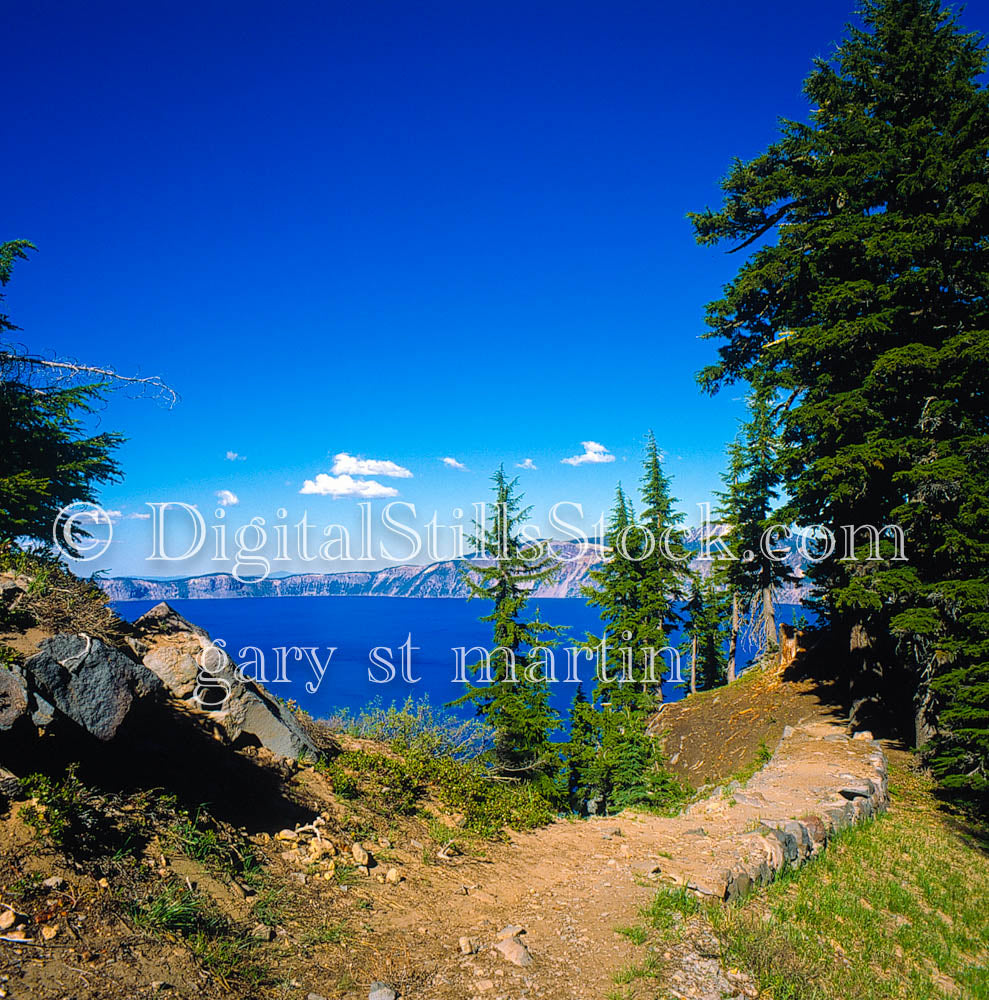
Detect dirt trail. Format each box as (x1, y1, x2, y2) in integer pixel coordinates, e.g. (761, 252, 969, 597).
(361, 720, 889, 1000)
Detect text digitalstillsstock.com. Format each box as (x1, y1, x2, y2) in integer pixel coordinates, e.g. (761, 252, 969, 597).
(54, 500, 908, 580)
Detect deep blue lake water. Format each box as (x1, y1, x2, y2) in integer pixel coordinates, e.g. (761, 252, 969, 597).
(113, 597, 808, 723)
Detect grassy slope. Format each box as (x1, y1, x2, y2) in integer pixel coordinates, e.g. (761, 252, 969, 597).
(713, 755, 989, 1000)
(613, 755, 989, 1000)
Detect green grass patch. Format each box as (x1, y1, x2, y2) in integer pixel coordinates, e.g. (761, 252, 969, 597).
(132, 881, 271, 987)
(711, 760, 989, 1000)
(644, 885, 700, 932)
(615, 924, 648, 945)
(169, 806, 263, 881)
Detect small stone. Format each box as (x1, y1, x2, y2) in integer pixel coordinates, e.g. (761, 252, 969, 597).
(42, 876, 65, 890)
(368, 983, 397, 1000)
(496, 924, 524, 940)
(40, 925, 58, 941)
(459, 935, 477, 954)
(251, 922, 274, 941)
(0, 911, 15, 931)
(352, 843, 370, 866)
(275, 828, 298, 841)
(476, 980, 494, 992)
(385, 867, 400, 884)
(307, 994, 327, 1000)
(495, 936, 533, 967)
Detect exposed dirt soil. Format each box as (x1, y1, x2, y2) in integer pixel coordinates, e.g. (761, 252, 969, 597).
(0, 696, 884, 1000)
(652, 658, 847, 788)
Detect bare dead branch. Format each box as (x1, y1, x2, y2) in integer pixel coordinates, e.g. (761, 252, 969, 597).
(0, 350, 178, 407)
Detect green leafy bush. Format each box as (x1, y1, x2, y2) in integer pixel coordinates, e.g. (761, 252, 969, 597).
(327, 695, 494, 761)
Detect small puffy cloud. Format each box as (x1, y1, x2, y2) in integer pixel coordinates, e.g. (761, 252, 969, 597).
(216, 489, 239, 507)
(72, 507, 122, 524)
(225, 451, 246, 461)
(299, 473, 399, 498)
(561, 441, 615, 466)
(127, 512, 151, 520)
(441, 456, 467, 470)
(516, 458, 538, 470)
(331, 452, 412, 478)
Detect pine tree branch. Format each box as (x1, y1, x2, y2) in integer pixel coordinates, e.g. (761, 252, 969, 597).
(727, 201, 799, 254)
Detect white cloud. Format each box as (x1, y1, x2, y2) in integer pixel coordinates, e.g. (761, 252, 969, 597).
(74, 508, 122, 524)
(561, 441, 615, 466)
(441, 456, 467, 470)
(299, 473, 399, 498)
(216, 489, 239, 506)
(516, 458, 538, 470)
(127, 512, 151, 520)
(225, 450, 246, 461)
(331, 452, 412, 479)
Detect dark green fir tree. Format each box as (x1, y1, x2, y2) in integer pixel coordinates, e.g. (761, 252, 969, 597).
(452, 467, 562, 800)
(691, 0, 989, 811)
(0, 240, 123, 553)
(684, 572, 728, 692)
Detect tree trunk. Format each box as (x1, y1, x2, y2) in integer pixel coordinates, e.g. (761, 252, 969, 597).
(690, 634, 697, 695)
(914, 679, 935, 749)
(727, 592, 738, 683)
(848, 620, 874, 733)
(763, 586, 777, 651)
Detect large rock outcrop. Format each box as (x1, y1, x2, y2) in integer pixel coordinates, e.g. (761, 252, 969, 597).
(134, 602, 323, 760)
(20, 635, 163, 741)
(0, 669, 29, 731)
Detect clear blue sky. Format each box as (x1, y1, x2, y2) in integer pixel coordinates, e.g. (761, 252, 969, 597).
(8, 0, 975, 577)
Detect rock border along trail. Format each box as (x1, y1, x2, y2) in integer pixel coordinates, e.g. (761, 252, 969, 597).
(366, 721, 888, 1000)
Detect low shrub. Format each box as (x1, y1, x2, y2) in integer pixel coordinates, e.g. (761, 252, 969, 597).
(326, 695, 494, 760)
(19, 763, 109, 855)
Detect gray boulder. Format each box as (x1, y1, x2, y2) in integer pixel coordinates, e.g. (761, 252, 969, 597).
(0, 669, 28, 730)
(22, 634, 163, 741)
(134, 602, 321, 760)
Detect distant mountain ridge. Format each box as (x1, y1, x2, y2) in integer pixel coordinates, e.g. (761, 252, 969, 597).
(99, 531, 811, 603)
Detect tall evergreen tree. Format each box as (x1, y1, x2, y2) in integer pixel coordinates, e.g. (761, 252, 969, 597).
(452, 467, 562, 798)
(583, 483, 655, 711)
(565, 684, 606, 812)
(684, 572, 728, 691)
(638, 432, 689, 660)
(0, 240, 123, 553)
(714, 435, 747, 682)
(691, 0, 989, 810)
(571, 440, 689, 814)
(714, 384, 792, 661)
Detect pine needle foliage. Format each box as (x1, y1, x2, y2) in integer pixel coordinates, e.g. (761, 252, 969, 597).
(691, 0, 989, 812)
(451, 466, 563, 799)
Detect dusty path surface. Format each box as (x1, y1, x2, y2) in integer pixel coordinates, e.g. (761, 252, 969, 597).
(357, 721, 889, 1000)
